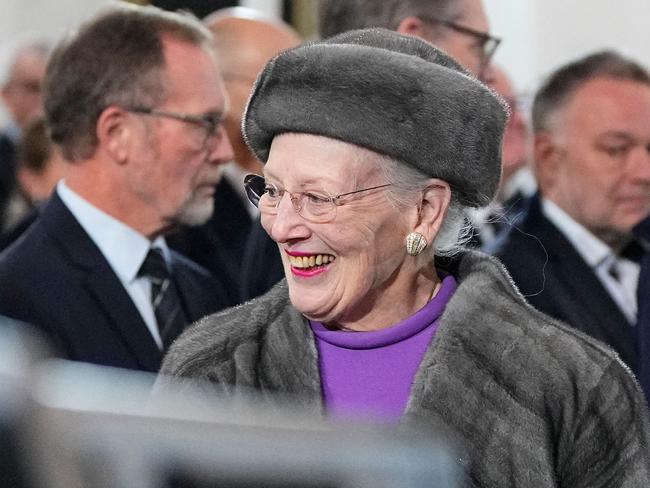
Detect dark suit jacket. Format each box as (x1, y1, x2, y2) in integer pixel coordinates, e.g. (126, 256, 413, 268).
(0, 133, 17, 230)
(0, 193, 234, 372)
(240, 218, 284, 300)
(167, 177, 250, 303)
(487, 193, 637, 372)
(0, 206, 38, 251)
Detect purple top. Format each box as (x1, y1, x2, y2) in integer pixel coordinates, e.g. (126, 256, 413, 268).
(310, 275, 458, 421)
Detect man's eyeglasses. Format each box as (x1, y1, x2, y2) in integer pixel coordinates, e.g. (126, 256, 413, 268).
(418, 14, 501, 72)
(244, 174, 392, 223)
(123, 106, 224, 148)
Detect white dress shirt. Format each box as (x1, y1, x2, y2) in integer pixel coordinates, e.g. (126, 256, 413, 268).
(57, 181, 168, 348)
(542, 198, 639, 324)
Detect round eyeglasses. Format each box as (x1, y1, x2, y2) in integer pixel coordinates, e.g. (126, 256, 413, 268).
(244, 174, 392, 223)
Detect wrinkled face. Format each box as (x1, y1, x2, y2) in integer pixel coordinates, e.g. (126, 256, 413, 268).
(1, 49, 47, 128)
(261, 133, 417, 328)
(543, 77, 650, 245)
(128, 37, 233, 232)
(426, 0, 492, 78)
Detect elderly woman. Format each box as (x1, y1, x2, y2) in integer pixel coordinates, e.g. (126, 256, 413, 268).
(160, 29, 650, 486)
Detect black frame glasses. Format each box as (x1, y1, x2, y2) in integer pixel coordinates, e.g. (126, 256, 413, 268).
(244, 174, 392, 223)
(418, 14, 501, 71)
(123, 106, 224, 147)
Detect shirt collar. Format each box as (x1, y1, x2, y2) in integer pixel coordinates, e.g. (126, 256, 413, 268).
(56, 180, 169, 283)
(3, 121, 21, 145)
(541, 197, 612, 268)
(501, 167, 537, 202)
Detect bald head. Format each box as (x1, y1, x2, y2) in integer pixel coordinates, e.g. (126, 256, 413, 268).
(205, 8, 300, 173)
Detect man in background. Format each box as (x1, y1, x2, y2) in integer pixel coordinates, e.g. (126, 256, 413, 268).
(0, 4, 236, 372)
(490, 51, 650, 374)
(318, 0, 499, 82)
(474, 65, 536, 242)
(167, 7, 299, 299)
(0, 39, 49, 230)
(0, 116, 67, 249)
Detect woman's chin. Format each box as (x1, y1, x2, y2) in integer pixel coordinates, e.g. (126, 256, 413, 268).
(288, 293, 339, 324)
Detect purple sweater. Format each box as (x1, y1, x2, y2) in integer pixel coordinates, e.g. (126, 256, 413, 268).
(310, 275, 458, 421)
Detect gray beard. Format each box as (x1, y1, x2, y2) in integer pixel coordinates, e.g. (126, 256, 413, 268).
(173, 193, 215, 227)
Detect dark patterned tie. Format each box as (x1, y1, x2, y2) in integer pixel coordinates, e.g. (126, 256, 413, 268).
(138, 247, 187, 350)
(632, 217, 650, 405)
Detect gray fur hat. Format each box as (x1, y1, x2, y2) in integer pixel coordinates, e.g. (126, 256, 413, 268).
(243, 28, 508, 207)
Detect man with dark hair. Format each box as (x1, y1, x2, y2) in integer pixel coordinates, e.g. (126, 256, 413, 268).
(318, 0, 500, 81)
(0, 3, 236, 372)
(489, 51, 650, 374)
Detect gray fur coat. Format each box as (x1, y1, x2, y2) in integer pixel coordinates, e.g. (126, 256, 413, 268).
(160, 251, 650, 487)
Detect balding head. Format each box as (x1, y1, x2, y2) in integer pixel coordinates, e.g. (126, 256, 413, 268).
(204, 8, 300, 173)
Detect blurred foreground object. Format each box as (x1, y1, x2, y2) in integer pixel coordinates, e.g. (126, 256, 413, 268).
(24, 360, 461, 488)
(0, 318, 50, 488)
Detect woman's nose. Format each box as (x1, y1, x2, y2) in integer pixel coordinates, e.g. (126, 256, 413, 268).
(266, 192, 310, 243)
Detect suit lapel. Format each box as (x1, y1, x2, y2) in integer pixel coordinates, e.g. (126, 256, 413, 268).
(42, 194, 162, 371)
(82, 268, 163, 371)
(170, 253, 231, 323)
(526, 197, 636, 369)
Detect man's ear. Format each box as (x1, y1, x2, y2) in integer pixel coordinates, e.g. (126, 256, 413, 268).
(534, 132, 562, 193)
(396, 16, 431, 39)
(96, 106, 132, 165)
(412, 178, 452, 243)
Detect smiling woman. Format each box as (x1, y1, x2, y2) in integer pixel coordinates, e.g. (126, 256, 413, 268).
(160, 28, 650, 487)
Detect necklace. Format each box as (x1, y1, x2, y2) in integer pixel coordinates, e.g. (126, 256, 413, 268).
(428, 279, 442, 302)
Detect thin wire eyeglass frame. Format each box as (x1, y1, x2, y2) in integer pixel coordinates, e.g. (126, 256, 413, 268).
(244, 174, 392, 223)
(123, 106, 224, 148)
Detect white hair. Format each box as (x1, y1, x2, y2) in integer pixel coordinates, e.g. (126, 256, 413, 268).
(376, 154, 473, 257)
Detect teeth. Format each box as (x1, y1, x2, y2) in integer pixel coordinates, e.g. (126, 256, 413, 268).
(289, 254, 335, 268)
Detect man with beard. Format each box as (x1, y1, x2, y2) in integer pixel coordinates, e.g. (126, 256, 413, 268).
(0, 4, 236, 372)
(168, 7, 299, 298)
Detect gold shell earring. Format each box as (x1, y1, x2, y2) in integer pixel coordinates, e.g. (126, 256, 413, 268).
(405, 232, 427, 256)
